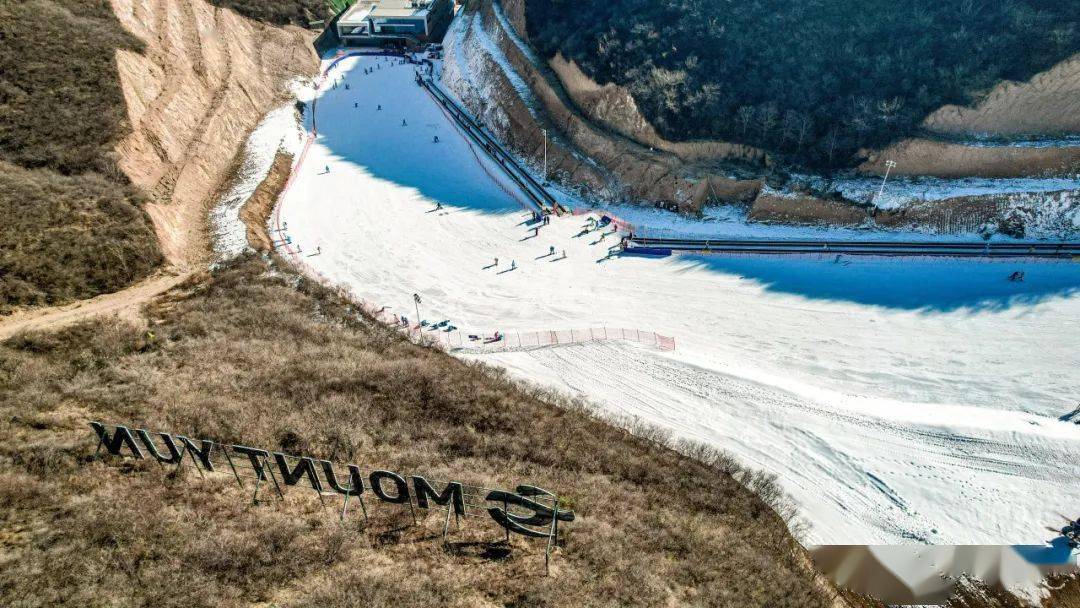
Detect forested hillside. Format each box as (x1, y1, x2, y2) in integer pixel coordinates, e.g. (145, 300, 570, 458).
(523, 0, 1080, 168)
(207, 0, 330, 26)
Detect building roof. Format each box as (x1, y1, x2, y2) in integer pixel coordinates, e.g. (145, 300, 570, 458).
(340, 0, 432, 24)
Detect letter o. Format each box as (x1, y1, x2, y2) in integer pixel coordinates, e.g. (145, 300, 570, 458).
(369, 470, 410, 504)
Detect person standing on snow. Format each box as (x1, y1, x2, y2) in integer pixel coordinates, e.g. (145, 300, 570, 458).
(402, 118, 407, 126)
(510, 260, 516, 270)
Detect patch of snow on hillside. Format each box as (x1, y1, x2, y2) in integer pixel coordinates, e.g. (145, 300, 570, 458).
(211, 80, 310, 259)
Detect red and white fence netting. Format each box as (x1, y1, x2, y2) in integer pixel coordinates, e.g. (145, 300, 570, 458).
(418, 325, 675, 353)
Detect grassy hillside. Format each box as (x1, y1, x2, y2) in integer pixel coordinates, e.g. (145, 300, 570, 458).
(523, 0, 1080, 168)
(0, 0, 161, 311)
(0, 253, 835, 607)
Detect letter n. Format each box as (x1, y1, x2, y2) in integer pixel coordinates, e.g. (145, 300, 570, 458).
(177, 436, 215, 471)
(89, 422, 143, 458)
(136, 429, 182, 464)
(273, 453, 323, 491)
(412, 476, 465, 515)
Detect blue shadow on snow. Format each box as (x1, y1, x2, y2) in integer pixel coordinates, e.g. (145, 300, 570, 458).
(677, 254, 1080, 312)
(313, 54, 526, 216)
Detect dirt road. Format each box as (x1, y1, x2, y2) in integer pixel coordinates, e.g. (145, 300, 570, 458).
(0, 273, 190, 340)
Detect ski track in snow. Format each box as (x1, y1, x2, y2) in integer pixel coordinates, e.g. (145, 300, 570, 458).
(274, 52, 1080, 545)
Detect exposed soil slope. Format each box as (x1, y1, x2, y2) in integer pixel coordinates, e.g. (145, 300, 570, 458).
(111, 0, 317, 269)
(548, 53, 763, 166)
(442, 0, 761, 211)
(240, 152, 293, 252)
(860, 139, 1080, 178)
(0, 0, 316, 337)
(924, 54, 1080, 137)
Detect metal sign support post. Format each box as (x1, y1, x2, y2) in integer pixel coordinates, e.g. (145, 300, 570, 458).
(442, 503, 453, 543)
(251, 454, 284, 504)
(544, 498, 560, 576)
(222, 446, 245, 488)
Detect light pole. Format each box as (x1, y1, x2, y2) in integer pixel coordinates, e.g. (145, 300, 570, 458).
(413, 293, 422, 328)
(542, 129, 548, 184)
(875, 159, 896, 204)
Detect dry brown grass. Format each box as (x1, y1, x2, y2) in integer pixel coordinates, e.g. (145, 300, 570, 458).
(0, 0, 161, 309)
(0, 253, 836, 607)
(0, 161, 162, 311)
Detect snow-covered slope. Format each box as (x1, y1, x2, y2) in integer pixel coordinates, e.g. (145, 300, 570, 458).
(274, 52, 1080, 545)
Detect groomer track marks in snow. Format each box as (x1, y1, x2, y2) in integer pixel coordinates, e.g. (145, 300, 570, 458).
(275, 51, 1080, 545)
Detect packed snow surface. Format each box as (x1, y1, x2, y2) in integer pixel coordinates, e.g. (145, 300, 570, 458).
(275, 52, 1080, 545)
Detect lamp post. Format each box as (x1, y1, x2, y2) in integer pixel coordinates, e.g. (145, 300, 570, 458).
(875, 159, 896, 204)
(413, 293, 422, 328)
(542, 129, 548, 184)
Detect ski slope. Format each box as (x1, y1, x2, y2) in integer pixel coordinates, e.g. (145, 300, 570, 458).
(275, 52, 1080, 545)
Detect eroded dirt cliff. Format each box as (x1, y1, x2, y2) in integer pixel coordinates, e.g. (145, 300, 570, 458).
(923, 54, 1080, 137)
(548, 53, 764, 166)
(111, 0, 317, 269)
(442, 0, 761, 211)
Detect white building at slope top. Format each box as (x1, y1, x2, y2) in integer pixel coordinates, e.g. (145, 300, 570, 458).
(336, 0, 454, 45)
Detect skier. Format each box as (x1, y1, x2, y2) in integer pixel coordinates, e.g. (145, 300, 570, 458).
(378, 104, 382, 110)
(324, 164, 330, 173)
(345, 84, 350, 90)
(402, 118, 407, 126)
(534, 227, 539, 237)
(510, 260, 516, 270)
(282, 221, 288, 231)
(354, 102, 358, 108)
(435, 201, 443, 211)
(316, 245, 321, 255)
(549, 245, 555, 256)
(433, 135, 439, 143)
(494, 257, 499, 267)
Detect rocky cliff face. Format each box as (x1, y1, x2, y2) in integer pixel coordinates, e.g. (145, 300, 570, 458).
(440, 0, 761, 211)
(110, 0, 317, 268)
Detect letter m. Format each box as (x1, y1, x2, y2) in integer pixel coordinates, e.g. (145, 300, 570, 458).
(412, 476, 466, 515)
(89, 422, 144, 458)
